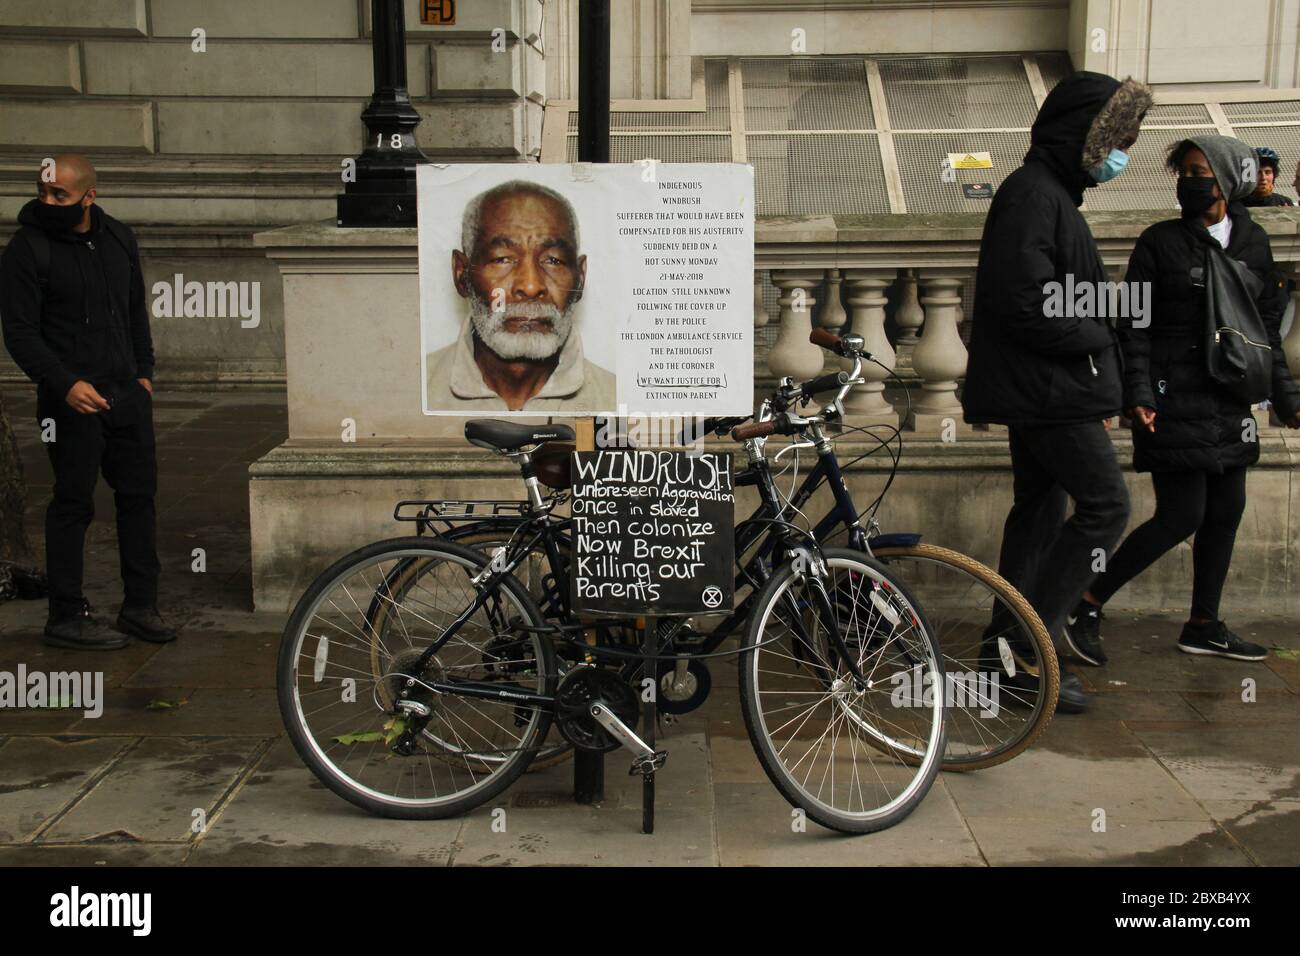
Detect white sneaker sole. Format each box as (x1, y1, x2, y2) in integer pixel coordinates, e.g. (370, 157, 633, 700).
(1177, 643, 1266, 662)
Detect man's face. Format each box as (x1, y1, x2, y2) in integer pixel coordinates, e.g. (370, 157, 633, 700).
(1262, 165, 1276, 189)
(37, 164, 92, 207)
(453, 191, 587, 362)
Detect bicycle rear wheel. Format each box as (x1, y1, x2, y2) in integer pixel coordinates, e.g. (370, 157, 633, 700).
(400, 526, 575, 772)
(739, 548, 945, 834)
(277, 538, 555, 819)
(872, 543, 1058, 771)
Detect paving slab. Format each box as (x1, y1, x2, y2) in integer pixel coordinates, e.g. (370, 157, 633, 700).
(961, 815, 1252, 866)
(38, 736, 268, 844)
(122, 632, 278, 689)
(0, 736, 130, 842)
(1126, 724, 1300, 814)
(454, 804, 715, 865)
(64, 685, 280, 736)
(714, 776, 982, 866)
(1204, 800, 1300, 865)
(944, 747, 1209, 824)
(186, 737, 463, 866)
(0, 843, 190, 866)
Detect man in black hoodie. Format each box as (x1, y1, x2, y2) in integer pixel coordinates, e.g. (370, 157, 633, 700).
(962, 72, 1152, 712)
(0, 154, 176, 650)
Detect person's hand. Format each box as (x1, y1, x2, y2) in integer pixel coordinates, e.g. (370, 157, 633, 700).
(1130, 406, 1156, 432)
(65, 380, 110, 414)
(137, 377, 153, 395)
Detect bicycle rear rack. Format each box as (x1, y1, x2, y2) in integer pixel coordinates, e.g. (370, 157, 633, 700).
(394, 499, 534, 536)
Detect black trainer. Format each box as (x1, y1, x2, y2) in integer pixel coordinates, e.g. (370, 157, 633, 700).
(1178, 620, 1266, 661)
(115, 604, 178, 644)
(1055, 671, 1090, 714)
(1063, 600, 1107, 666)
(43, 600, 130, 651)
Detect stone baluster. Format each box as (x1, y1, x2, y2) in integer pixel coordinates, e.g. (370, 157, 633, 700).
(767, 271, 825, 382)
(907, 271, 969, 432)
(817, 269, 848, 372)
(754, 271, 769, 329)
(893, 267, 924, 369)
(841, 270, 897, 423)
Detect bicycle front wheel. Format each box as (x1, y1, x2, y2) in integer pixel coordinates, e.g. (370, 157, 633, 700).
(739, 548, 945, 834)
(872, 544, 1058, 771)
(277, 538, 555, 819)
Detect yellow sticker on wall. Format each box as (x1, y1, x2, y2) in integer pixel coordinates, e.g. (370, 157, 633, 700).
(947, 151, 993, 169)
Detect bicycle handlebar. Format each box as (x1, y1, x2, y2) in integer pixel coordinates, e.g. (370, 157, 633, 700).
(798, 370, 849, 401)
(809, 327, 845, 354)
(731, 420, 778, 441)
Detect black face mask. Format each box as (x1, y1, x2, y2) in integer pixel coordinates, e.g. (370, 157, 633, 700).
(31, 191, 89, 232)
(1177, 176, 1220, 218)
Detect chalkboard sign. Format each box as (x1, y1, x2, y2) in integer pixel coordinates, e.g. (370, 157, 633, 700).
(570, 450, 735, 616)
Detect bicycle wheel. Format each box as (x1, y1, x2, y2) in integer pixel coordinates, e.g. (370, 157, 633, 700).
(278, 537, 555, 819)
(428, 526, 574, 771)
(739, 547, 945, 834)
(872, 544, 1059, 771)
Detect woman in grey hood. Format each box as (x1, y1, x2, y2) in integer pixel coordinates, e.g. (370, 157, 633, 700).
(1066, 135, 1300, 666)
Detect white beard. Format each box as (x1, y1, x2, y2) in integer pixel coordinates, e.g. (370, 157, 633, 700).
(469, 297, 575, 362)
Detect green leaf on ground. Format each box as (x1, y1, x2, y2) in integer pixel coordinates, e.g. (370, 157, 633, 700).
(382, 717, 408, 744)
(333, 730, 385, 745)
(1270, 646, 1300, 661)
(145, 697, 187, 710)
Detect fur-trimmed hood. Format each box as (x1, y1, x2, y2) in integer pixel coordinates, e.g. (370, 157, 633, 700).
(1026, 71, 1153, 206)
(1080, 77, 1155, 171)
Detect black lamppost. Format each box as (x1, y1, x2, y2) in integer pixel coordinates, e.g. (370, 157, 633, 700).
(337, 0, 430, 227)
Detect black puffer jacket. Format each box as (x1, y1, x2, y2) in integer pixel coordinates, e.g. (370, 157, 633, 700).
(963, 72, 1135, 426)
(1120, 205, 1300, 472)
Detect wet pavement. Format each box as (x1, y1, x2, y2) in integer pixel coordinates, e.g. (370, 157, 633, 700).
(0, 387, 1297, 866)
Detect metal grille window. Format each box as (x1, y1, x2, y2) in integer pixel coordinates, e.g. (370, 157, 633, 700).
(879, 55, 1039, 131)
(742, 58, 872, 132)
(748, 133, 889, 217)
(550, 54, 1300, 217)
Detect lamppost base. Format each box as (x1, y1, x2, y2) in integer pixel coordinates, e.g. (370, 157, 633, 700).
(335, 192, 420, 228)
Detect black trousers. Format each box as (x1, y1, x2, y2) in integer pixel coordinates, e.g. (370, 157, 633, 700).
(36, 379, 159, 618)
(997, 422, 1131, 642)
(1088, 467, 1247, 621)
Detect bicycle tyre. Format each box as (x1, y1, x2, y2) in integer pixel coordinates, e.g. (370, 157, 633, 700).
(278, 537, 555, 819)
(872, 543, 1059, 771)
(739, 547, 945, 834)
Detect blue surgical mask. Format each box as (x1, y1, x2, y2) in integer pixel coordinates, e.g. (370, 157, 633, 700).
(1090, 148, 1129, 184)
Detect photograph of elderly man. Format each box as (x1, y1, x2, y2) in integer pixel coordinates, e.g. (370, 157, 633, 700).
(424, 180, 615, 413)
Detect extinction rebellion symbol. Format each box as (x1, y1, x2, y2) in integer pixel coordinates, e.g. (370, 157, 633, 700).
(701, 586, 724, 608)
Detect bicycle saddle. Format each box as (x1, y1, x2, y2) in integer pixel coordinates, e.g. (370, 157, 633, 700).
(465, 419, 576, 451)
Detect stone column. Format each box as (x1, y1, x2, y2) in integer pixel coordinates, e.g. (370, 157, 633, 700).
(767, 271, 825, 382)
(817, 269, 849, 372)
(907, 271, 969, 433)
(841, 270, 897, 424)
(893, 267, 924, 369)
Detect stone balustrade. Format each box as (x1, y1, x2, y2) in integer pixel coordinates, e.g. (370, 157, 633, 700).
(753, 208, 1300, 431)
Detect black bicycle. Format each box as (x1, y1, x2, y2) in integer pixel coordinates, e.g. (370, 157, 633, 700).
(277, 366, 947, 833)
(404, 329, 1057, 771)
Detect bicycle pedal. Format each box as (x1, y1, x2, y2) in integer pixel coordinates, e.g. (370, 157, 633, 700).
(629, 750, 668, 776)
